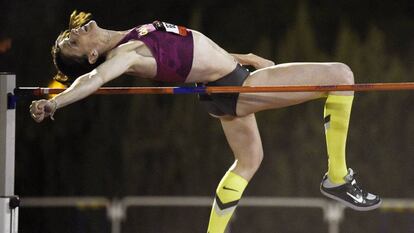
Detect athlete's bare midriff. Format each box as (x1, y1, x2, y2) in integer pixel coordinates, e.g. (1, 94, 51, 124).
(117, 29, 238, 83)
(186, 30, 238, 83)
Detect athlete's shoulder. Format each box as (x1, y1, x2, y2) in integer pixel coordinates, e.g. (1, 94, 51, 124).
(107, 41, 145, 60)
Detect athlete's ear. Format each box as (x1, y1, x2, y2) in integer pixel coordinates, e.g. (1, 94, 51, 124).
(88, 49, 99, 64)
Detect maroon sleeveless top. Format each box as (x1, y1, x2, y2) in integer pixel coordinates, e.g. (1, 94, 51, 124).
(115, 22, 194, 83)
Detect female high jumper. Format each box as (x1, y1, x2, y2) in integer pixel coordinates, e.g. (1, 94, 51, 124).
(30, 11, 381, 233)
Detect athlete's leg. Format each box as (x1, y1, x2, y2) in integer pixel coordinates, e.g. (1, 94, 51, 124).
(207, 114, 263, 233)
(237, 62, 352, 183)
(235, 62, 380, 210)
(236, 62, 353, 115)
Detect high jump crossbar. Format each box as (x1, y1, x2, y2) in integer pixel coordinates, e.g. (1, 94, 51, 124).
(14, 82, 414, 96)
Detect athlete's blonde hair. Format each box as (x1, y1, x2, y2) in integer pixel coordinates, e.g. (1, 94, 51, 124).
(51, 10, 93, 84)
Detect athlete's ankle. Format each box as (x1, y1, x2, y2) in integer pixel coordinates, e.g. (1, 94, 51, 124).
(327, 169, 348, 185)
(324, 175, 345, 188)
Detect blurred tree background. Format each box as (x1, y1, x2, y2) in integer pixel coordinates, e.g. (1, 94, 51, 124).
(1, 0, 414, 232)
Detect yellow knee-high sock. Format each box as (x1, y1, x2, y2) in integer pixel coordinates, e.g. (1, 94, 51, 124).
(324, 95, 353, 184)
(207, 171, 248, 233)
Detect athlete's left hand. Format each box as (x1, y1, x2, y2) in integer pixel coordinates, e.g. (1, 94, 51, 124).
(250, 53, 275, 69)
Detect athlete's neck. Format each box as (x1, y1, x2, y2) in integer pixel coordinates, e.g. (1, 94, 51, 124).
(99, 29, 129, 54)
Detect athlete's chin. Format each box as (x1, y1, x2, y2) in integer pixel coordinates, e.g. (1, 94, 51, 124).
(89, 20, 98, 30)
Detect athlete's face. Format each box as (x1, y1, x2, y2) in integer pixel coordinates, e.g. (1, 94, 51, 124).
(58, 20, 102, 61)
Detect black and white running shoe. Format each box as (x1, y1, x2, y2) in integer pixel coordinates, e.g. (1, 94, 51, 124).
(320, 168, 382, 211)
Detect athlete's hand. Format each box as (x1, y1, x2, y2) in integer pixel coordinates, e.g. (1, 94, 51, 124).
(250, 53, 275, 69)
(29, 99, 57, 123)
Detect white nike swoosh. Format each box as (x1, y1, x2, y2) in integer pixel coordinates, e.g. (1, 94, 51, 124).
(347, 192, 364, 203)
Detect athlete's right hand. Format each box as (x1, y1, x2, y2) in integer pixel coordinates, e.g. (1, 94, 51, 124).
(29, 99, 57, 123)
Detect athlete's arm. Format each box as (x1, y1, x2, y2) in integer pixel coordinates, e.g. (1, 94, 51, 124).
(30, 51, 140, 122)
(230, 53, 275, 69)
(52, 51, 140, 108)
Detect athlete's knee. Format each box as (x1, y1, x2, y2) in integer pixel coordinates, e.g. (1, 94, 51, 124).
(331, 63, 355, 85)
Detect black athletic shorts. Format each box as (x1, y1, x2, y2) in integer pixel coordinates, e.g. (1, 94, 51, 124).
(198, 64, 250, 116)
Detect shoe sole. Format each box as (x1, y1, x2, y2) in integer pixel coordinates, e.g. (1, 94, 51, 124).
(320, 188, 382, 211)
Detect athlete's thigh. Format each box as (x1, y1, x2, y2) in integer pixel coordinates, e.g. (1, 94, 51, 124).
(236, 62, 344, 116)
